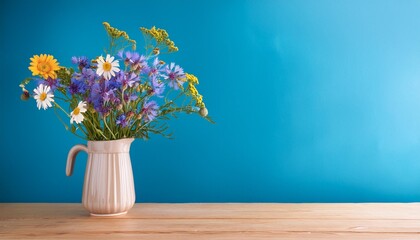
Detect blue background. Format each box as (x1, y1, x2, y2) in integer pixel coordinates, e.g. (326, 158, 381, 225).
(2, 0, 420, 202)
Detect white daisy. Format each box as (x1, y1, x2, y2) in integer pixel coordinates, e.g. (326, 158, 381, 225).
(70, 101, 87, 124)
(33, 84, 54, 110)
(96, 54, 120, 80)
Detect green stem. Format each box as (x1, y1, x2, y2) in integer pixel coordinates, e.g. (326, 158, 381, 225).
(54, 102, 70, 117)
(103, 116, 117, 139)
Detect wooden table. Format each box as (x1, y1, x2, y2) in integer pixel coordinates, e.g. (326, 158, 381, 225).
(1, 203, 420, 239)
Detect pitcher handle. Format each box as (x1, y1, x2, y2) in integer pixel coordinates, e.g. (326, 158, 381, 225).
(66, 144, 88, 176)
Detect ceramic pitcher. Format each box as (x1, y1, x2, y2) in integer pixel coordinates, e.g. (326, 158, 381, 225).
(66, 138, 135, 216)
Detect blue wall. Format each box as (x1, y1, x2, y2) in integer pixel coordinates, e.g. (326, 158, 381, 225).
(2, 0, 420, 202)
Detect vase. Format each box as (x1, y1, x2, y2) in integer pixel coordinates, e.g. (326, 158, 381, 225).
(66, 138, 136, 216)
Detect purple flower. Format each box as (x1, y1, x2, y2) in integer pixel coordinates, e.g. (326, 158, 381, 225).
(71, 56, 90, 69)
(81, 68, 96, 86)
(146, 57, 164, 78)
(150, 76, 165, 97)
(116, 114, 132, 128)
(164, 62, 185, 90)
(135, 55, 148, 72)
(88, 82, 109, 115)
(118, 51, 148, 72)
(124, 93, 138, 103)
(69, 78, 87, 95)
(37, 77, 61, 91)
(116, 71, 139, 89)
(118, 51, 139, 65)
(102, 89, 115, 103)
(141, 100, 159, 122)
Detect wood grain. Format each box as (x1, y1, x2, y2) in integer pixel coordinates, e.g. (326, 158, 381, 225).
(1, 203, 420, 239)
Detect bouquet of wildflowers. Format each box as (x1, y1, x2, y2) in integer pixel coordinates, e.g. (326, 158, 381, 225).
(20, 22, 212, 140)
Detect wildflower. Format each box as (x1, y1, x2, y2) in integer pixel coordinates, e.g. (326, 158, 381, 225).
(36, 77, 61, 92)
(164, 63, 185, 90)
(96, 54, 120, 80)
(124, 93, 138, 103)
(103, 22, 136, 50)
(116, 71, 139, 89)
(71, 56, 90, 70)
(186, 73, 199, 85)
(116, 114, 132, 127)
(81, 68, 97, 86)
(70, 101, 87, 124)
(29, 54, 60, 79)
(88, 82, 110, 115)
(150, 76, 165, 97)
(188, 83, 199, 96)
(133, 55, 148, 72)
(33, 84, 54, 110)
(118, 51, 148, 72)
(102, 89, 115, 103)
(147, 57, 164, 78)
(69, 77, 88, 95)
(118, 51, 139, 65)
(141, 100, 159, 122)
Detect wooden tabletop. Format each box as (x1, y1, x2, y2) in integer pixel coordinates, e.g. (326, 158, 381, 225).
(1, 203, 420, 239)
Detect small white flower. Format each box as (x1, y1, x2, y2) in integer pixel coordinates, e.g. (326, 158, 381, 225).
(33, 84, 54, 110)
(96, 54, 120, 80)
(70, 101, 87, 124)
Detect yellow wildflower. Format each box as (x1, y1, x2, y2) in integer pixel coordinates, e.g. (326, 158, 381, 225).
(103, 22, 136, 50)
(186, 73, 199, 85)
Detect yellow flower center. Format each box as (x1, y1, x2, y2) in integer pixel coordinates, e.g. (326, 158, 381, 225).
(73, 107, 80, 115)
(38, 62, 51, 72)
(39, 92, 47, 101)
(103, 62, 112, 71)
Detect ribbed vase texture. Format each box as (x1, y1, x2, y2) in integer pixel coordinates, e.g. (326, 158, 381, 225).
(82, 138, 135, 215)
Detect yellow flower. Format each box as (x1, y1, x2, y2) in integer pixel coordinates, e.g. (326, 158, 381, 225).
(188, 83, 199, 96)
(186, 73, 199, 85)
(28, 54, 60, 79)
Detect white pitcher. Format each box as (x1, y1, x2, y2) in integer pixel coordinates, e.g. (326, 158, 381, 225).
(66, 138, 135, 216)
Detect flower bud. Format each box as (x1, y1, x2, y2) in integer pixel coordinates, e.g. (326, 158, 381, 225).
(153, 47, 160, 55)
(199, 107, 208, 117)
(127, 111, 135, 118)
(117, 104, 123, 111)
(20, 90, 30, 101)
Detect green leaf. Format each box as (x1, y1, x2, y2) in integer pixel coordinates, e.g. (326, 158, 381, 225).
(71, 125, 76, 133)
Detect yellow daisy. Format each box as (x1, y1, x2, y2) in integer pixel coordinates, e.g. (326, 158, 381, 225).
(28, 54, 60, 79)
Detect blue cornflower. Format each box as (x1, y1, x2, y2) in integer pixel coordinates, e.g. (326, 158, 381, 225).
(81, 68, 96, 86)
(69, 77, 87, 95)
(141, 100, 159, 122)
(146, 57, 164, 78)
(150, 76, 165, 97)
(116, 114, 132, 128)
(37, 77, 61, 91)
(164, 62, 185, 90)
(118, 51, 139, 65)
(124, 93, 138, 103)
(88, 82, 111, 115)
(71, 56, 90, 69)
(103, 89, 115, 103)
(116, 71, 139, 89)
(118, 51, 148, 72)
